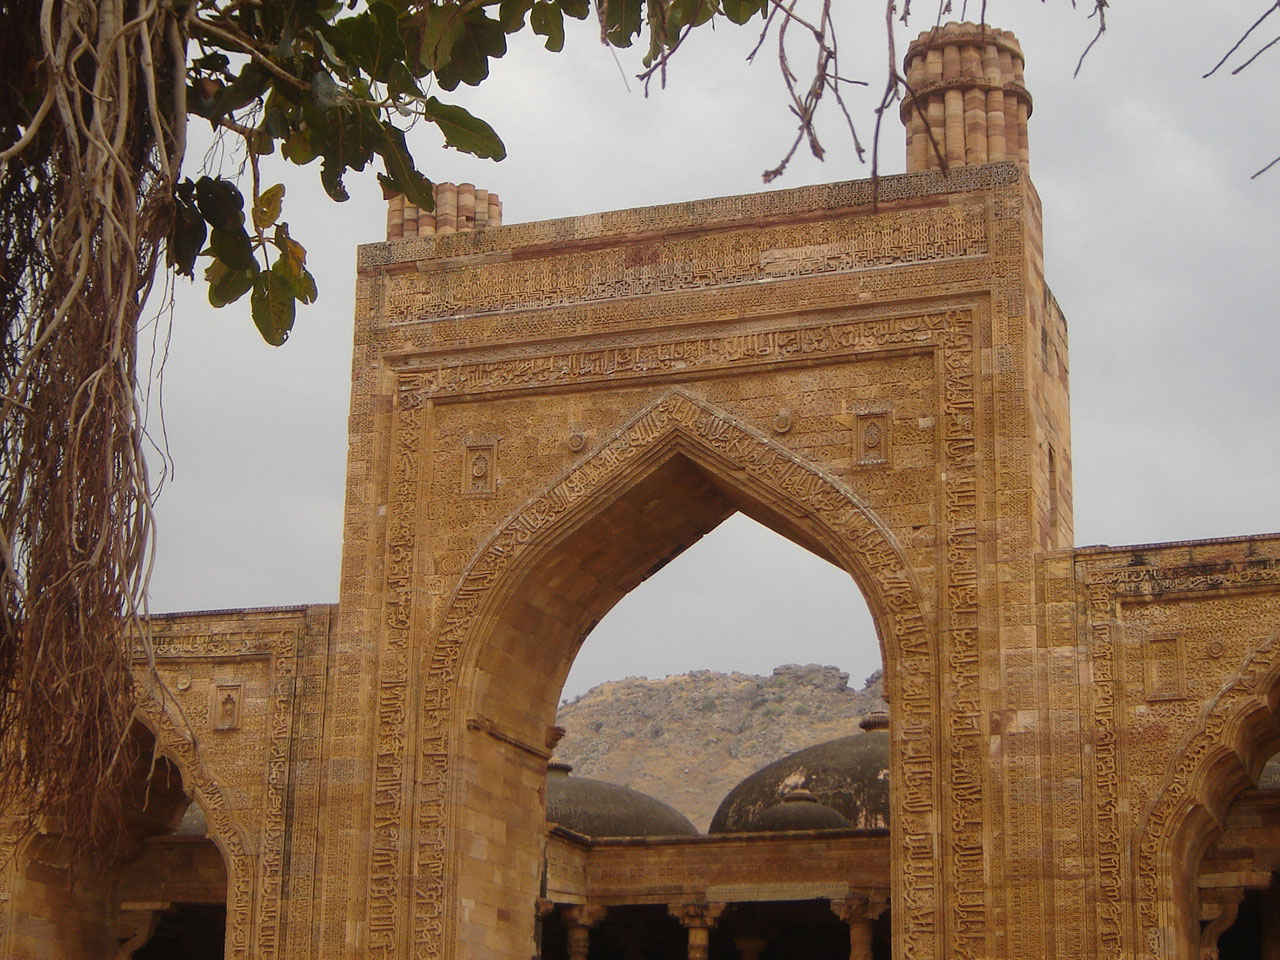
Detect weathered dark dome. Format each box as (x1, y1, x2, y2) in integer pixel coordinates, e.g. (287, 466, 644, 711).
(745, 788, 852, 832)
(709, 718, 890, 833)
(546, 763, 699, 838)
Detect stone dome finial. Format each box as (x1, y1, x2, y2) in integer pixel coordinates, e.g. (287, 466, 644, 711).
(900, 22, 1032, 172)
(384, 182, 503, 240)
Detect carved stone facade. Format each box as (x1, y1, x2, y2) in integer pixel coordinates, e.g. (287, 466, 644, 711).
(3, 20, 1280, 960)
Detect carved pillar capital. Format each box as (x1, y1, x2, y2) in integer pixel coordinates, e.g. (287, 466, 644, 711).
(564, 903, 607, 960)
(827, 891, 890, 923)
(669, 902, 726, 960)
(668, 901, 726, 929)
(1201, 889, 1244, 960)
(829, 892, 889, 960)
(563, 903, 607, 928)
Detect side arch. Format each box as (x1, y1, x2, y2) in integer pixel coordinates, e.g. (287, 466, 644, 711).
(411, 389, 942, 960)
(134, 691, 256, 960)
(1133, 632, 1280, 960)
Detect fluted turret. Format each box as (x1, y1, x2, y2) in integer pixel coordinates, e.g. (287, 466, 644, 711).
(901, 22, 1032, 172)
(384, 181, 503, 240)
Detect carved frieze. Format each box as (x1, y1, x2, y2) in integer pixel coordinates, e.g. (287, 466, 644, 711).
(380, 204, 988, 324)
(395, 311, 957, 402)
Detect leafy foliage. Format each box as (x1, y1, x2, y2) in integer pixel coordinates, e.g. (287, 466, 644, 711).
(0, 0, 782, 850)
(173, 0, 773, 343)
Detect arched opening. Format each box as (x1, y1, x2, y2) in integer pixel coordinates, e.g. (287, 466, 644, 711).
(434, 395, 935, 960)
(1194, 754, 1280, 960)
(553, 510, 883, 832)
(1136, 635, 1280, 960)
(6, 720, 232, 959)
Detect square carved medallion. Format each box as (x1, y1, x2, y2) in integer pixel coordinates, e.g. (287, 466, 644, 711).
(855, 411, 891, 467)
(212, 682, 243, 731)
(463, 439, 499, 497)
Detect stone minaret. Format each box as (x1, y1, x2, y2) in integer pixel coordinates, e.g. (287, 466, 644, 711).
(385, 181, 503, 240)
(901, 22, 1032, 172)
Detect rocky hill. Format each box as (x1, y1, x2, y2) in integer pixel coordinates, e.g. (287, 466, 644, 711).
(552, 664, 886, 831)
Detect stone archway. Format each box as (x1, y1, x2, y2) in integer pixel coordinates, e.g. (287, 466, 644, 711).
(134, 695, 256, 960)
(410, 390, 940, 960)
(1134, 633, 1280, 960)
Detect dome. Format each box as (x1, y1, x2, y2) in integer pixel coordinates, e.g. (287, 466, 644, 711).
(745, 787, 852, 832)
(546, 763, 699, 838)
(709, 716, 890, 833)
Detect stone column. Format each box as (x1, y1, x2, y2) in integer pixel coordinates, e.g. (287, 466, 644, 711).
(563, 904, 606, 960)
(669, 902, 726, 960)
(829, 892, 889, 960)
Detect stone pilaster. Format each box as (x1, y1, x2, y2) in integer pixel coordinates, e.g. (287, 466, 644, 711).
(829, 892, 890, 960)
(669, 902, 726, 960)
(563, 904, 606, 960)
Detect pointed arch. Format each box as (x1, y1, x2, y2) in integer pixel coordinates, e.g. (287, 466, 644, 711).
(1133, 632, 1280, 959)
(134, 693, 256, 960)
(409, 389, 942, 960)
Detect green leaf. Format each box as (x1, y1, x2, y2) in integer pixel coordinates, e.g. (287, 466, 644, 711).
(498, 0, 533, 32)
(558, 0, 589, 19)
(374, 127, 434, 209)
(191, 52, 230, 73)
(423, 98, 507, 160)
(602, 0, 643, 46)
(331, 2, 406, 82)
(312, 70, 344, 108)
(272, 251, 317, 305)
(530, 1, 565, 51)
(251, 271, 297, 346)
(205, 259, 257, 308)
(282, 127, 317, 165)
(209, 226, 257, 272)
(252, 184, 286, 230)
(419, 2, 466, 72)
(203, 62, 269, 122)
(272, 222, 307, 274)
(195, 177, 245, 232)
(168, 188, 207, 278)
(691, 0, 717, 27)
(720, 0, 763, 25)
(433, 9, 507, 89)
(296, 269, 318, 304)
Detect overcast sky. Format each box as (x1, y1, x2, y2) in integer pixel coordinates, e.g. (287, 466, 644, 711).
(145, 1, 1280, 699)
